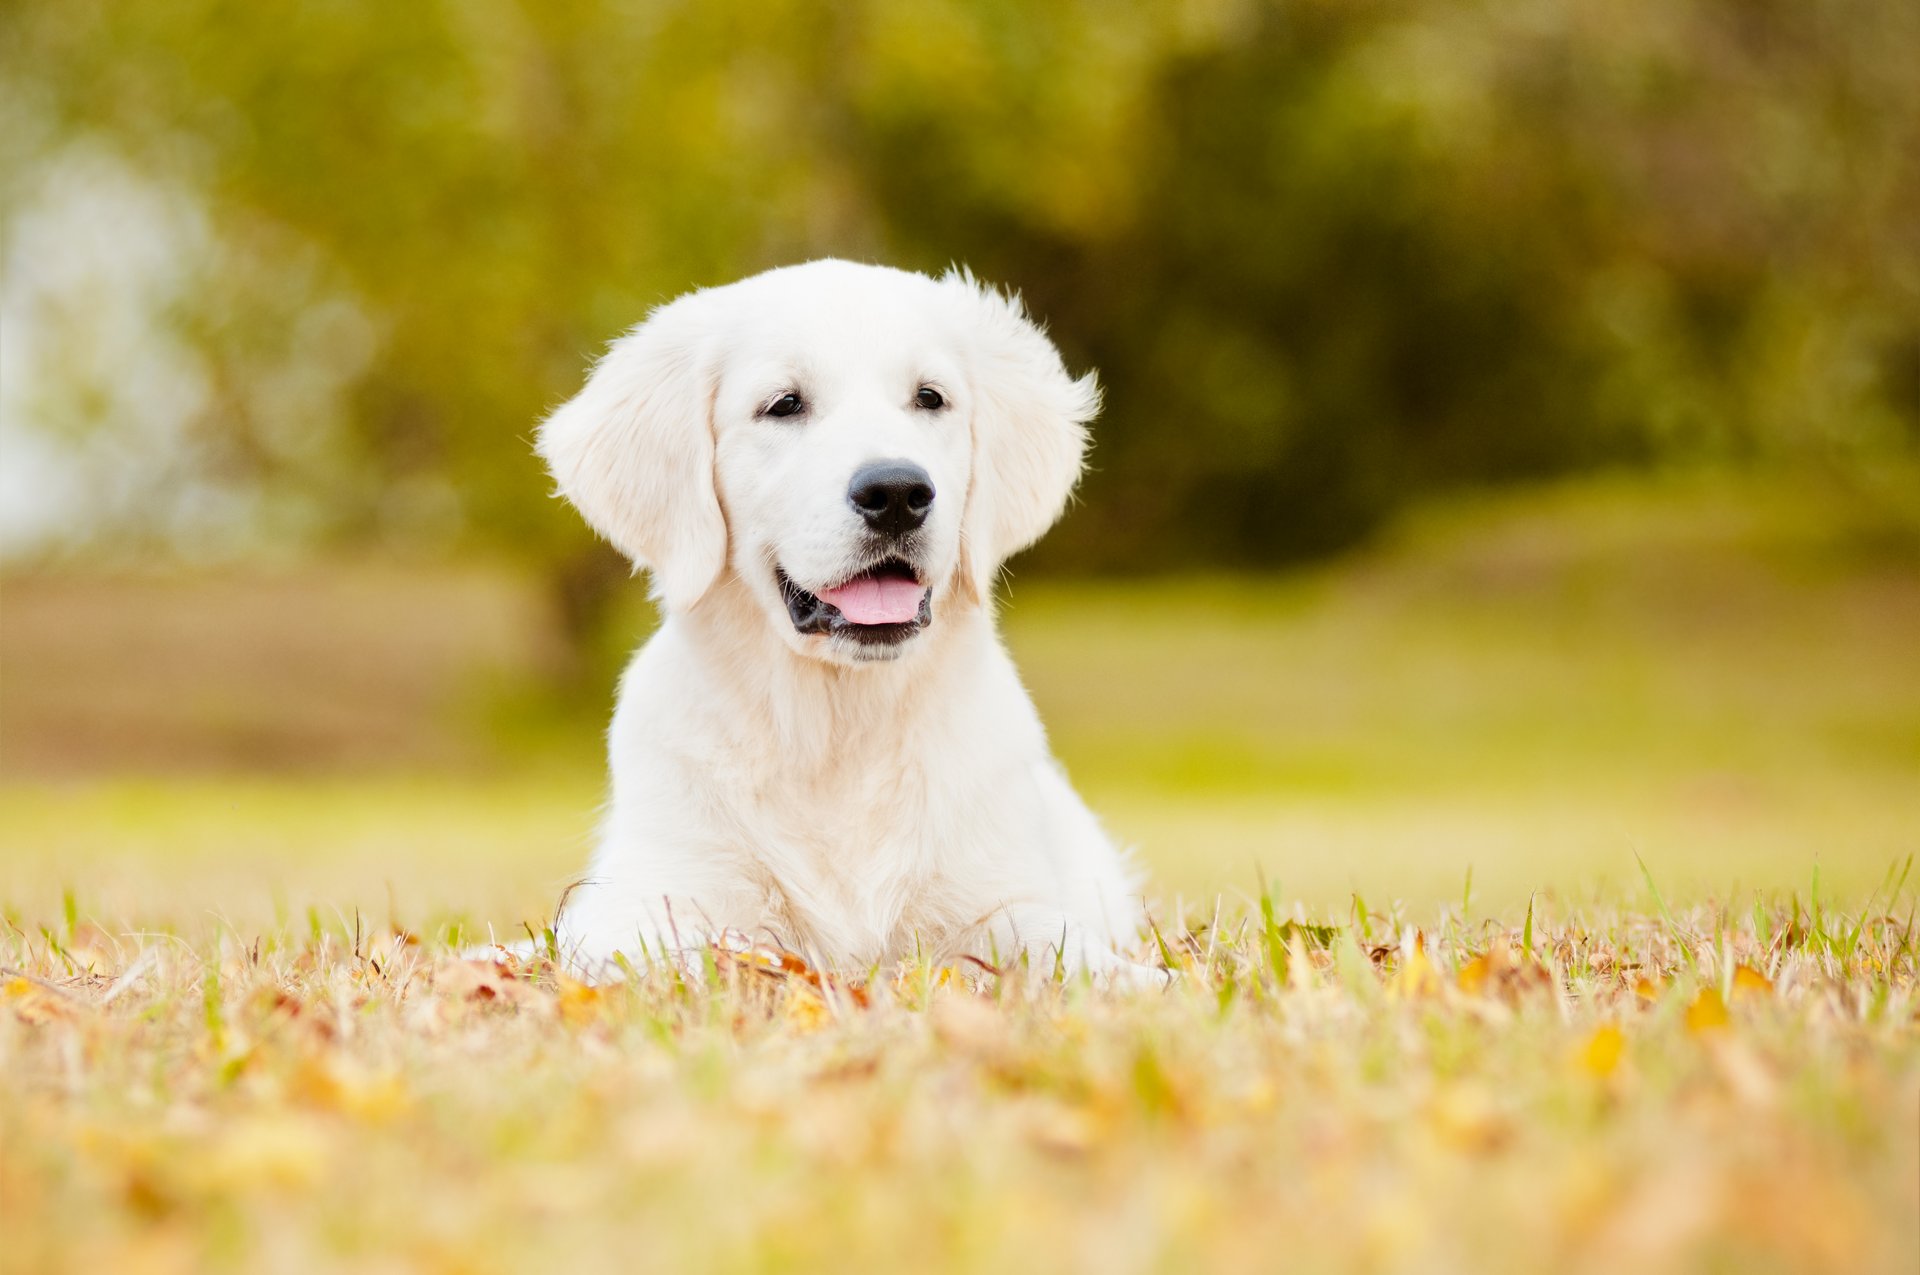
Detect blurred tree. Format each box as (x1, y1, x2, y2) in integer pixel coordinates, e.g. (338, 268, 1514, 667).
(4, 0, 1916, 626)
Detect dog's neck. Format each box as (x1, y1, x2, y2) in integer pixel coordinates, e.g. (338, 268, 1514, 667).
(666, 575, 999, 766)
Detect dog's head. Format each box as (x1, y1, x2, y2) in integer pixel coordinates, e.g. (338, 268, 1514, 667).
(537, 260, 1098, 664)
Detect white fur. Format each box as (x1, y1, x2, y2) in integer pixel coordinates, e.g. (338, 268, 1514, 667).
(536, 259, 1154, 982)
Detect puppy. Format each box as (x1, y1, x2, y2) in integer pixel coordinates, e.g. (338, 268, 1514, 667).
(537, 259, 1155, 983)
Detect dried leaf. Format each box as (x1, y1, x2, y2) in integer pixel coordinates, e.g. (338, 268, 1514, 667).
(554, 975, 606, 1026)
(1685, 987, 1730, 1034)
(291, 1056, 410, 1124)
(1456, 953, 1494, 995)
(1389, 929, 1444, 1000)
(783, 986, 831, 1032)
(5, 975, 79, 1024)
(1579, 1024, 1627, 1079)
(251, 987, 337, 1043)
(434, 958, 535, 1008)
(1455, 938, 1551, 1003)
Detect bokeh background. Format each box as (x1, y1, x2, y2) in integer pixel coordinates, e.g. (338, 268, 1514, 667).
(4, 0, 1918, 930)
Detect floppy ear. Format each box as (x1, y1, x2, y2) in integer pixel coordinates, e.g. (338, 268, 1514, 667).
(535, 293, 728, 612)
(945, 269, 1101, 600)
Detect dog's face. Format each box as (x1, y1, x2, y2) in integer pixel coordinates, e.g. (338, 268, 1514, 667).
(707, 269, 974, 661)
(538, 260, 1099, 665)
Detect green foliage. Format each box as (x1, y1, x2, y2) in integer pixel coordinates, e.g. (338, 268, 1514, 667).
(5, 0, 1917, 576)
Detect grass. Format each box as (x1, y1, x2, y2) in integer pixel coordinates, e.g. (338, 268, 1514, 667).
(3, 890, 1915, 1274)
(3, 472, 1918, 1272)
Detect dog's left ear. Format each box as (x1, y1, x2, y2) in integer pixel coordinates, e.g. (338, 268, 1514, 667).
(535, 291, 728, 613)
(944, 270, 1101, 600)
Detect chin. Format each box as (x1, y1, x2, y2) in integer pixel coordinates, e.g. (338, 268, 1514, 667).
(819, 631, 919, 664)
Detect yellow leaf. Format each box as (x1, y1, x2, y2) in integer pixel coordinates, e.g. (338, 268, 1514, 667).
(1390, 929, 1444, 1000)
(1579, 1024, 1626, 1078)
(555, 975, 604, 1025)
(1455, 954, 1492, 995)
(5, 975, 77, 1024)
(1454, 940, 1549, 1002)
(783, 987, 831, 1033)
(1685, 986, 1730, 1034)
(1634, 976, 1664, 1001)
(1731, 965, 1773, 999)
(292, 1056, 410, 1124)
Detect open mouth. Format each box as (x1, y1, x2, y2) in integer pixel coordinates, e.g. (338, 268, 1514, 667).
(778, 559, 932, 645)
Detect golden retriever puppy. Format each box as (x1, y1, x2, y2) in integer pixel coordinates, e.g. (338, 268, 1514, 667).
(537, 260, 1156, 983)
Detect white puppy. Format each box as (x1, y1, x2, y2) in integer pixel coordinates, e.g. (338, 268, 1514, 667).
(537, 259, 1154, 982)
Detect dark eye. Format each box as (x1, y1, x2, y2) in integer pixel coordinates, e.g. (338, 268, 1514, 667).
(764, 392, 805, 418)
(914, 386, 945, 410)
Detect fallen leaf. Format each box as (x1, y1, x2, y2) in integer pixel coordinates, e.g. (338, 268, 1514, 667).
(1685, 987, 1730, 1034)
(291, 1056, 410, 1124)
(434, 959, 537, 1009)
(1579, 1024, 1626, 1079)
(783, 986, 831, 1033)
(555, 975, 606, 1026)
(1731, 965, 1773, 999)
(1456, 953, 1493, 995)
(251, 987, 337, 1043)
(1455, 939, 1551, 1003)
(5, 975, 79, 1024)
(1389, 930, 1444, 1000)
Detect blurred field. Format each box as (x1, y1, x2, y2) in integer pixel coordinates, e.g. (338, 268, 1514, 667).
(3, 474, 1916, 931)
(0, 564, 567, 774)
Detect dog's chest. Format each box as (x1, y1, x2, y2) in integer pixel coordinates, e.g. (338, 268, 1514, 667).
(728, 759, 976, 961)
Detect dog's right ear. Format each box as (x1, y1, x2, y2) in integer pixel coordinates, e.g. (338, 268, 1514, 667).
(535, 293, 728, 613)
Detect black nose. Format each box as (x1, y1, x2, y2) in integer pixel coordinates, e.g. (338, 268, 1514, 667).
(847, 460, 935, 536)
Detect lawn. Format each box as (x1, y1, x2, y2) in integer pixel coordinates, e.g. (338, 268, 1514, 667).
(2, 473, 1917, 1272)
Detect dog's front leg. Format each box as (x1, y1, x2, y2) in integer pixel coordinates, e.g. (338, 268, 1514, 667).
(550, 877, 753, 982)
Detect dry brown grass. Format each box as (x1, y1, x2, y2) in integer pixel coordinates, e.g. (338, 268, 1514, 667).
(3, 889, 1915, 1275)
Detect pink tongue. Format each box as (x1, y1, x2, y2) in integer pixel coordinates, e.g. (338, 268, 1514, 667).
(817, 576, 926, 625)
